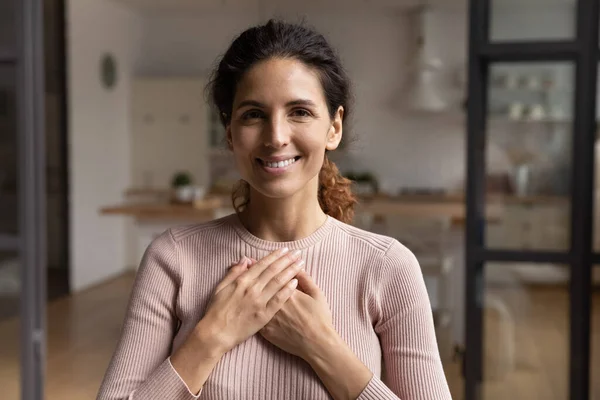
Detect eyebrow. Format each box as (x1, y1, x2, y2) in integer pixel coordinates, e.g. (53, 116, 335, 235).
(236, 99, 317, 110)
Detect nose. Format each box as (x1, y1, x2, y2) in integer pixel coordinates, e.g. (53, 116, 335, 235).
(262, 113, 290, 149)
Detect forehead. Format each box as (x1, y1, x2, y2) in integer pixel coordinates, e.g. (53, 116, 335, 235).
(234, 58, 326, 105)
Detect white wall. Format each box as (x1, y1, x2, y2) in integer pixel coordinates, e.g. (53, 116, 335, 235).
(67, 0, 142, 291)
(133, 4, 579, 190)
(136, 9, 469, 192)
(137, 11, 258, 77)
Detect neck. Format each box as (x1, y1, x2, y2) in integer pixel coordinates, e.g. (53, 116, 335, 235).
(238, 181, 328, 243)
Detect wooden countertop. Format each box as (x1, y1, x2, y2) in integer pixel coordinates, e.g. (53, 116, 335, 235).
(99, 201, 485, 226)
(366, 193, 569, 205)
(99, 196, 225, 221)
(102, 193, 568, 224)
(100, 203, 218, 221)
(100, 188, 572, 226)
(117, 187, 569, 206)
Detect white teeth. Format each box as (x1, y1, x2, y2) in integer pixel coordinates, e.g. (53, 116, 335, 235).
(264, 158, 297, 168)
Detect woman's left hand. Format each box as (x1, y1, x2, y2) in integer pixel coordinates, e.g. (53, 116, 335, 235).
(248, 259, 376, 400)
(256, 265, 336, 361)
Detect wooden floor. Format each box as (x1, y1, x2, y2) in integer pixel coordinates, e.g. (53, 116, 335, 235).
(0, 268, 70, 320)
(0, 273, 599, 400)
(0, 273, 135, 400)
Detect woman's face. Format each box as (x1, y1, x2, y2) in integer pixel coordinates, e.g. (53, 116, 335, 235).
(227, 57, 343, 201)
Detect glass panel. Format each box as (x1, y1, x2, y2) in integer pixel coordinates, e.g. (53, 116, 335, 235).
(593, 267, 600, 400)
(0, 66, 18, 237)
(0, 1, 16, 58)
(482, 262, 569, 399)
(594, 67, 600, 252)
(490, 0, 575, 42)
(446, 359, 464, 399)
(485, 62, 572, 251)
(0, 48, 20, 400)
(0, 250, 20, 399)
(44, 0, 69, 292)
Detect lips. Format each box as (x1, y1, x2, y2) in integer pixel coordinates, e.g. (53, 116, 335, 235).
(257, 156, 301, 169)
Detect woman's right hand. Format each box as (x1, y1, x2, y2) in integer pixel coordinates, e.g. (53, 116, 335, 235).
(199, 247, 305, 355)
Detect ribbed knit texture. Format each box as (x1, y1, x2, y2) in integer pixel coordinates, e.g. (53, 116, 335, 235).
(97, 213, 451, 399)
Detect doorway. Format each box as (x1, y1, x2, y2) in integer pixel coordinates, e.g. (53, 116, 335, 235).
(464, 1, 599, 399)
(0, 0, 69, 398)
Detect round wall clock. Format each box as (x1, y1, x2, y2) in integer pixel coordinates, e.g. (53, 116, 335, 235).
(100, 53, 118, 90)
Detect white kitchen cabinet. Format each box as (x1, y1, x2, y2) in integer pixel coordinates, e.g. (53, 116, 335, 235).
(131, 77, 210, 189)
(126, 77, 217, 268)
(486, 201, 570, 251)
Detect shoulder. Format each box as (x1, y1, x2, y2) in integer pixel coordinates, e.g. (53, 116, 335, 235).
(329, 219, 422, 287)
(142, 214, 236, 268)
(140, 214, 237, 279)
(373, 238, 422, 289)
(167, 214, 234, 243)
(330, 218, 414, 261)
(330, 218, 395, 253)
(335, 223, 427, 327)
(380, 238, 420, 270)
(332, 219, 421, 282)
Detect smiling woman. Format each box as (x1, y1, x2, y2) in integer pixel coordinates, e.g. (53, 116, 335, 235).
(225, 57, 352, 222)
(209, 23, 357, 225)
(97, 19, 451, 400)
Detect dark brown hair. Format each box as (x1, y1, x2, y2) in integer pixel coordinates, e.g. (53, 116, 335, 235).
(207, 19, 357, 223)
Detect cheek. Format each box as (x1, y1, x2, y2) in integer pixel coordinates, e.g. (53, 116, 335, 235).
(232, 147, 254, 172)
(295, 123, 328, 147)
(302, 133, 329, 159)
(230, 129, 256, 160)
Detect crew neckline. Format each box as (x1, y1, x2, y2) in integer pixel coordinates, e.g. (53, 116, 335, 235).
(227, 213, 336, 251)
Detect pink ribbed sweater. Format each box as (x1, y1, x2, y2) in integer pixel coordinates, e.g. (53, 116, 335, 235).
(97, 213, 451, 399)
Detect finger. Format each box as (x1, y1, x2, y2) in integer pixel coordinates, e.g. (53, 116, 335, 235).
(265, 278, 298, 315)
(254, 250, 302, 292)
(215, 257, 250, 292)
(295, 270, 324, 300)
(242, 248, 290, 281)
(261, 258, 305, 300)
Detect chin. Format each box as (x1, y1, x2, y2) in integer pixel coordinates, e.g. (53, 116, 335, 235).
(249, 181, 303, 200)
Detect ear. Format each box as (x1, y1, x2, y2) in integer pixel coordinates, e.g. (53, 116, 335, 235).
(326, 106, 343, 151)
(226, 124, 233, 151)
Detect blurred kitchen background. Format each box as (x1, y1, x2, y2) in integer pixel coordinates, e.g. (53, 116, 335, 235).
(2, 0, 600, 399)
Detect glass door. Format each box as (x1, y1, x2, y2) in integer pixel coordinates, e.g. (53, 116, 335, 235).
(0, 3, 22, 396)
(465, 0, 598, 399)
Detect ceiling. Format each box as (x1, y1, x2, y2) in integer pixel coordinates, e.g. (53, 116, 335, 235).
(112, 0, 574, 14)
(111, 0, 469, 13)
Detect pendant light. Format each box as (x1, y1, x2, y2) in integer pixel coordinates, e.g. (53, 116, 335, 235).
(403, 3, 448, 112)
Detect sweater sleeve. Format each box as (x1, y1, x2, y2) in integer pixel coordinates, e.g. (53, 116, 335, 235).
(96, 229, 201, 400)
(357, 240, 452, 400)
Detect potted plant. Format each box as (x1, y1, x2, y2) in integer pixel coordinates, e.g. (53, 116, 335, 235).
(171, 171, 194, 203)
(344, 171, 379, 196)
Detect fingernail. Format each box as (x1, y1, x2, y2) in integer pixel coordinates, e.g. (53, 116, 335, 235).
(280, 247, 289, 255)
(239, 256, 248, 265)
(290, 279, 298, 289)
(296, 259, 305, 268)
(291, 250, 302, 259)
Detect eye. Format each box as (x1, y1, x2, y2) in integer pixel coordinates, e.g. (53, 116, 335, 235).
(241, 109, 264, 120)
(291, 108, 312, 118)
